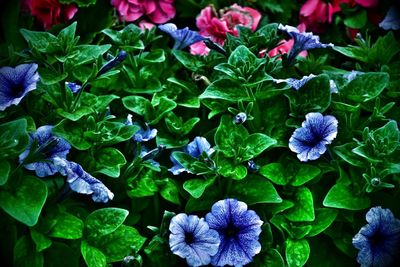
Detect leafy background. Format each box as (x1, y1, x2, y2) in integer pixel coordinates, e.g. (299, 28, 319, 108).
(0, 0, 399, 266)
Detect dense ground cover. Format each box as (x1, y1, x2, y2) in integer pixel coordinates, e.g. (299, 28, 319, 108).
(0, 0, 399, 266)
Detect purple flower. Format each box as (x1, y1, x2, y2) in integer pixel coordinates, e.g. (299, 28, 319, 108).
(140, 146, 161, 168)
(126, 114, 157, 142)
(289, 113, 338, 162)
(379, 6, 400, 31)
(205, 199, 263, 267)
(343, 70, 363, 82)
(169, 213, 220, 267)
(278, 24, 333, 62)
(353, 207, 400, 267)
(97, 50, 127, 77)
(65, 82, 82, 93)
(273, 74, 316, 91)
(0, 63, 39, 111)
(158, 23, 206, 50)
(19, 125, 71, 177)
(169, 137, 214, 175)
(53, 157, 114, 203)
(234, 112, 247, 124)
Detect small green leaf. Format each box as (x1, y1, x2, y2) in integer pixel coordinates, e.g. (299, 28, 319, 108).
(159, 178, 181, 205)
(0, 175, 47, 226)
(30, 230, 52, 252)
(243, 133, 276, 160)
(286, 239, 310, 267)
(291, 165, 321, 186)
(200, 79, 251, 102)
(260, 163, 288, 185)
(284, 187, 315, 222)
(93, 148, 126, 178)
(342, 72, 389, 102)
(85, 208, 129, 238)
(48, 212, 84, 239)
(81, 241, 106, 267)
(323, 183, 370, 210)
(230, 175, 282, 204)
(183, 178, 215, 199)
(92, 225, 146, 262)
(307, 208, 338, 237)
(14, 236, 44, 267)
(0, 160, 10, 185)
(0, 118, 29, 158)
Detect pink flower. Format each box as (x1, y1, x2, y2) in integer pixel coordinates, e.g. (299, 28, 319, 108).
(191, 4, 261, 55)
(265, 23, 308, 59)
(26, 0, 77, 29)
(138, 20, 155, 30)
(111, 0, 175, 24)
(189, 41, 210, 56)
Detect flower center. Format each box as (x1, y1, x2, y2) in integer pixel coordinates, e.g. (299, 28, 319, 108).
(185, 232, 195, 244)
(225, 223, 240, 238)
(11, 83, 26, 97)
(370, 231, 385, 247)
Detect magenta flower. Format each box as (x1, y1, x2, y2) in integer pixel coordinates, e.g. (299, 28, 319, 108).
(111, 0, 176, 24)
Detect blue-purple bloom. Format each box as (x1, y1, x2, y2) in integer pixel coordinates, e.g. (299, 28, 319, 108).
(352, 207, 400, 267)
(234, 112, 247, 124)
(273, 74, 316, 91)
(343, 70, 363, 82)
(65, 82, 82, 93)
(169, 213, 220, 267)
(126, 114, 157, 142)
(205, 199, 263, 267)
(140, 146, 161, 168)
(158, 23, 206, 50)
(169, 137, 215, 175)
(289, 112, 338, 162)
(97, 50, 127, 76)
(0, 63, 39, 111)
(278, 24, 334, 62)
(379, 6, 400, 31)
(53, 157, 114, 203)
(19, 125, 71, 177)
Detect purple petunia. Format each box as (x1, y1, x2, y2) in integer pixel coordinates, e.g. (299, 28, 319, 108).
(205, 198, 263, 267)
(0, 63, 39, 111)
(379, 6, 400, 31)
(65, 82, 82, 93)
(169, 136, 214, 175)
(278, 24, 333, 62)
(158, 23, 206, 50)
(289, 112, 338, 162)
(53, 157, 114, 203)
(19, 125, 71, 177)
(273, 74, 316, 91)
(126, 114, 157, 142)
(97, 50, 127, 77)
(353, 206, 400, 267)
(234, 112, 247, 124)
(169, 213, 220, 267)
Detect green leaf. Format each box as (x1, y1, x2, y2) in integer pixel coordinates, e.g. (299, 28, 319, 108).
(122, 96, 153, 119)
(230, 175, 282, 204)
(260, 163, 288, 185)
(159, 178, 181, 205)
(93, 148, 126, 178)
(20, 29, 60, 53)
(140, 49, 165, 63)
(261, 248, 285, 267)
(323, 183, 370, 210)
(92, 225, 146, 262)
(14, 236, 43, 267)
(372, 120, 399, 154)
(85, 208, 129, 238)
(172, 50, 205, 71)
(0, 175, 47, 226)
(151, 97, 177, 124)
(38, 69, 68, 85)
(59, 0, 96, 7)
(30, 230, 52, 252)
(0, 118, 29, 158)
(284, 187, 315, 222)
(286, 239, 310, 267)
(286, 74, 331, 114)
(127, 170, 158, 198)
(243, 133, 276, 160)
(0, 160, 10, 186)
(215, 115, 248, 158)
(218, 156, 248, 180)
(48, 211, 84, 239)
(183, 178, 215, 199)
(200, 79, 251, 102)
(67, 44, 111, 66)
(291, 165, 321, 186)
(343, 9, 367, 29)
(53, 119, 92, 150)
(81, 241, 106, 267)
(307, 208, 338, 237)
(342, 72, 389, 102)
(333, 143, 365, 167)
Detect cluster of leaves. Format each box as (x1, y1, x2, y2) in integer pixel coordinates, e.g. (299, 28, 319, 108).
(1, 0, 400, 267)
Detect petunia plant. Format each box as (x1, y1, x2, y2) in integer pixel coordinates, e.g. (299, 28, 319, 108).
(0, 0, 399, 267)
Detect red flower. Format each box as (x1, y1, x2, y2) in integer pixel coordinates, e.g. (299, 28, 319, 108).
(26, 0, 77, 29)
(111, 0, 175, 24)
